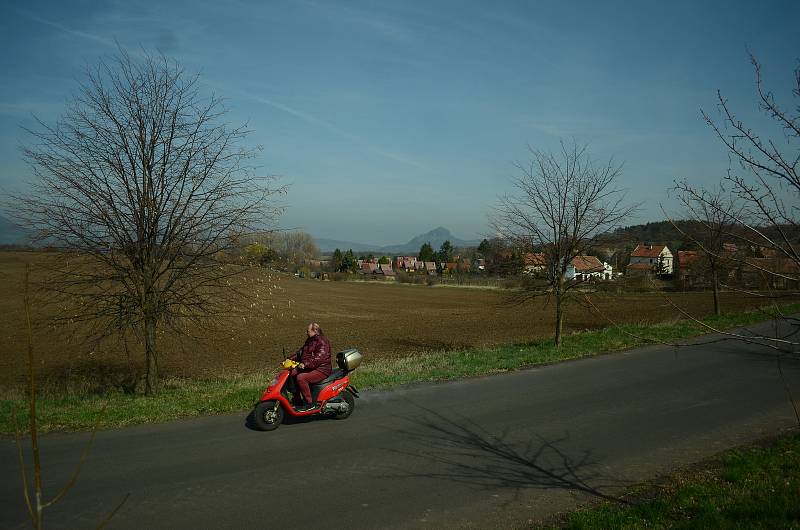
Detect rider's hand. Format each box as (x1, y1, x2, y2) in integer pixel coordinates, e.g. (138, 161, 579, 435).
(298, 362, 305, 369)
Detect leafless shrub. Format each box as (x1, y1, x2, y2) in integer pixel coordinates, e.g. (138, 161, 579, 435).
(13, 265, 128, 528)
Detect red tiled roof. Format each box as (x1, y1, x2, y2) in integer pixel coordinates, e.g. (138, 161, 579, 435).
(626, 262, 653, 271)
(571, 255, 604, 272)
(631, 244, 667, 258)
(524, 252, 546, 267)
(744, 257, 800, 274)
(678, 250, 702, 266)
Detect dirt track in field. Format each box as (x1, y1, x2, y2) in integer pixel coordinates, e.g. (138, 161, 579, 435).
(0, 251, 792, 389)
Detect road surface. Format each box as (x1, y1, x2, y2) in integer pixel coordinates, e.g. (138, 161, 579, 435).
(2, 319, 799, 529)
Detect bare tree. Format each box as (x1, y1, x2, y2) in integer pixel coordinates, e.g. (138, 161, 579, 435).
(702, 54, 800, 272)
(242, 230, 320, 268)
(13, 49, 283, 395)
(643, 56, 800, 428)
(669, 182, 744, 314)
(492, 141, 636, 347)
(649, 54, 800, 376)
(271, 230, 320, 267)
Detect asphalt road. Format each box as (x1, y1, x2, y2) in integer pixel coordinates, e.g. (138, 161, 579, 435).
(2, 319, 800, 529)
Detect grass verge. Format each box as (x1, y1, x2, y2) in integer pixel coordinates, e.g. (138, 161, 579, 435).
(2, 303, 799, 434)
(539, 432, 800, 529)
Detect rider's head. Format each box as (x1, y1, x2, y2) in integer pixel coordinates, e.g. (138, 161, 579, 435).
(307, 322, 324, 337)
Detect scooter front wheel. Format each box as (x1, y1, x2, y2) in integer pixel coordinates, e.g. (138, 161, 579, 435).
(253, 400, 284, 431)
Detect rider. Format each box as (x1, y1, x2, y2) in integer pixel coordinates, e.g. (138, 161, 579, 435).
(289, 322, 332, 411)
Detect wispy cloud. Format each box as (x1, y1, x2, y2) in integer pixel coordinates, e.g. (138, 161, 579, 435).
(0, 100, 63, 117)
(239, 90, 430, 171)
(299, 0, 414, 43)
(14, 8, 116, 49)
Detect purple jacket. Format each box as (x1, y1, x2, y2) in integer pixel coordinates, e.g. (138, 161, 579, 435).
(294, 335, 332, 376)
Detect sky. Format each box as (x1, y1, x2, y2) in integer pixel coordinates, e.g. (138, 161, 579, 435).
(0, 0, 798, 245)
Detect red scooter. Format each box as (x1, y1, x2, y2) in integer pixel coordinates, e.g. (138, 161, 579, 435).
(252, 349, 362, 431)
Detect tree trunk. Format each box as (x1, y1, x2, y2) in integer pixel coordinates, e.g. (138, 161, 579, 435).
(554, 291, 564, 348)
(144, 316, 158, 396)
(712, 268, 721, 316)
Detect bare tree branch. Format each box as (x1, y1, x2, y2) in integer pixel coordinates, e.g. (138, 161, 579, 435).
(14, 264, 128, 528)
(10, 48, 284, 394)
(671, 54, 800, 352)
(491, 140, 637, 346)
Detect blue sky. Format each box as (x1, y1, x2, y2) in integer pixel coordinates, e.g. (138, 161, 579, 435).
(1, 0, 798, 245)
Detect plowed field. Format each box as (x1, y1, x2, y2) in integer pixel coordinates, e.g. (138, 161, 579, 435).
(0, 251, 792, 390)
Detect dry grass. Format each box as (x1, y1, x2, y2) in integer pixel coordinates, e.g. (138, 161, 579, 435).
(1, 250, 797, 393)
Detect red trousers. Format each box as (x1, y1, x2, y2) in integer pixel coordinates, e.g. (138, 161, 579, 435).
(291, 368, 327, 403)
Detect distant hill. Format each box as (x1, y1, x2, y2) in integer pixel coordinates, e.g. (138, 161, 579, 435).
(315, 227, 481, 255)
(317, 220, 800, 257)
(378, 226, 481, 254)
(607, 219, 800, 249)
(603, 220, 734, 251)
(314, 237, 382, 253)
(609, 220, 685, 243)
(0, 215, 28, 245)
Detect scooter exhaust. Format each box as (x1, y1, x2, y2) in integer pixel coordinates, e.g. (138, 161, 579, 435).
(323, 401, 349, 413)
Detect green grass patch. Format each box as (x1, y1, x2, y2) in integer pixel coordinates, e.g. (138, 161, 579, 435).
(2, 303, 799, 434)
(540, 432, 800, 529)
(351, 303, 800, 389)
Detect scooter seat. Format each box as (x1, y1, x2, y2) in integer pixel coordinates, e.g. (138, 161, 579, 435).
(312, 368, 347, 388)
(308, 368, 348, 403)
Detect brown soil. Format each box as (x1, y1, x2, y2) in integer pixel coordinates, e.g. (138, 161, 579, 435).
(0, 251, 792, 390)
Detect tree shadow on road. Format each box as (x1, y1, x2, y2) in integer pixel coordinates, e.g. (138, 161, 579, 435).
(382, 403, 629, 506)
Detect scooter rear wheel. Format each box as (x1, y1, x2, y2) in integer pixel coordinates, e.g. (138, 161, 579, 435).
(334, 391, 356, 420)
(253, 400, 284, 431)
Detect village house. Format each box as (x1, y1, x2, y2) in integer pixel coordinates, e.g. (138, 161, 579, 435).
(565, 255, 613, 281)
(740, 257, 800, 289)
(676, 250, 703, 287)
(523, 253, 612, 280)
(676, 249, 719, 287)
(360, 262, 378, 273)
(391, 256, 440, 274)
(439, 257, 472, 274)
(678, 251, 716, 287)
(676, 244, 742, 288)
(523, 252, 546, 274)
(628, 244, 673, 275)
(356, 260, 396, 279)
(394, 256, 418, 272)
(378, 262, 395, 277)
